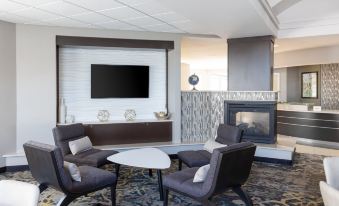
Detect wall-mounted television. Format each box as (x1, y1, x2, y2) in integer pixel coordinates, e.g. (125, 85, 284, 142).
(91, 64, 149, 98)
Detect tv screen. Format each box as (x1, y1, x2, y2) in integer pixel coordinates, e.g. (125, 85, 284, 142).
(91, 64, 149, 98)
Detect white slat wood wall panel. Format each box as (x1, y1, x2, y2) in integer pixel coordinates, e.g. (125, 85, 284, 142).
(59, 47, 166, 121)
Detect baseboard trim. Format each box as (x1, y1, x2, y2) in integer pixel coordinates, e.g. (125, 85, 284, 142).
(0, 165, 29, 173)
(255, 156, 293, 165)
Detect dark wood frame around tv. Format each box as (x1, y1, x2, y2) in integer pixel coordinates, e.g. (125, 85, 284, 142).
(55, 36, 174, 123)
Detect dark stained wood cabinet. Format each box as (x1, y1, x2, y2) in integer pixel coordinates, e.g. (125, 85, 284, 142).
(83, 121, 172, 146)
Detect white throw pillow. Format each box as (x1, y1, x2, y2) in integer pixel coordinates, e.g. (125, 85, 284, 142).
(193, 164, 210, 183)
(68, 136, 93, 155)
(203, 139, 227, 153)
(64, 161, 81, 182)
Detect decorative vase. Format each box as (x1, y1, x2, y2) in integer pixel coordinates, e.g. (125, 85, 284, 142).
(97, 110, 110, 122)
(124, 109, 136, 121)
(59, 98, 66, 124)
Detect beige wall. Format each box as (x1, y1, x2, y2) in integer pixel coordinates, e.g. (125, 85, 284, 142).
(274, 45, 339, 68)
(0, 20, 16, 165)
(15, 24, 182, 153)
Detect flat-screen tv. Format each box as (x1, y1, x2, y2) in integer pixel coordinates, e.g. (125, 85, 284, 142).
(91, 64, 149, 98)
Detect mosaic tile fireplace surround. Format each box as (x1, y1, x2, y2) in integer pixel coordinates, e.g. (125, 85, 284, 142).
(181, 91, 278, 143)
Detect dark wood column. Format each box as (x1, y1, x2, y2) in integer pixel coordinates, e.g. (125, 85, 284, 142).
(227, 36, 275, 91)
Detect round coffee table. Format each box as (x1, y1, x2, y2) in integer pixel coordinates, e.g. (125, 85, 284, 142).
(107, 148, 171, 201)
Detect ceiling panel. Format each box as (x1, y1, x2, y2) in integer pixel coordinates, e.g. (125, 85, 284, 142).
(153, 12, 189, 23)
(116, 0, 151, 6)
(46, 17, 91, 27)
(133, 2, 170, 15)
(12, 7, 60, 21)
(0, 12, 33, 23)
(71, 12, 113, 24)
(11, 0, 59, 6)
(144, 23, 181, 33)
(37, 1, 90, 16)
(97, 20, 143, 31)
(65, 0, 124, 12)
(124, 16, 163, 27)
(99, 7, 144, 20)
(0, 0, 28, 12)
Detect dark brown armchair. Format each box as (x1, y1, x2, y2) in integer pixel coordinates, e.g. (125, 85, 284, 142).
(23, 141, 117, 206)
(163, 142, 256, 206)
(177, 124, 243, 170)
(52, 123, 119, 173)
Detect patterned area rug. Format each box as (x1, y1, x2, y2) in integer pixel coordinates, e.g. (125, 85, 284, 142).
(0, 153, 325, 206)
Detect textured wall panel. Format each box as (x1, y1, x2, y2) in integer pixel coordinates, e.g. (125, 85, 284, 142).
(181, 91, 277, 143)
(321, 64, 339, 110)
(59, 47, 166, 121)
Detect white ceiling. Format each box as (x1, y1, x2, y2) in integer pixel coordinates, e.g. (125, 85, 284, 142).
(267, 0, 339, 38)
(276, 34, 339, 53)
(0, 0, 205, 33)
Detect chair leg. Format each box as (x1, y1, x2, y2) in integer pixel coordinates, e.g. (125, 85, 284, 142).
(111, 186, 116, 206)
(59, 195, 75, 206)
(115, 164, 120, 178)
(149, 169, 153, 177)
(163, 188, 169, 206)
(178, 159, 182, 171)
(232, 186, 253, 206)
(38, 184, 48, 193)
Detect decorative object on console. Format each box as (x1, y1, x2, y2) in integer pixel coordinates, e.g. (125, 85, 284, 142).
(59, 97, 67, 124)
(154, 111, 171, 120)
(124, 109, 136, 121)
(97, 110, 110, 122)
(188, 73, 199, 90)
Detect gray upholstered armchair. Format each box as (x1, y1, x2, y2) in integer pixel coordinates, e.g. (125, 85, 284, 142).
(23, 141, 117, 206)
(177, 124, 243, 170)
(52, 123, 118, 168)
(163, 142, 256, 206)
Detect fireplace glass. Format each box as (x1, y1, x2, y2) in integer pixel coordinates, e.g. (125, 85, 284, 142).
(235, 112, 270, 136)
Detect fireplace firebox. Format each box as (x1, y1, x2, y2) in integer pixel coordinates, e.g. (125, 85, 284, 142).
(224, 101, 277, 144)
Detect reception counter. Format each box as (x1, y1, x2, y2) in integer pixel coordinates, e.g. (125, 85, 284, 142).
(277, 109, 339, 145)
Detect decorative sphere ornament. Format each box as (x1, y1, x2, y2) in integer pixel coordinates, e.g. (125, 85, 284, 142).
(188, 74, 199, 90)
(97, 110, 110, 122)
(124, 109, 136, 121)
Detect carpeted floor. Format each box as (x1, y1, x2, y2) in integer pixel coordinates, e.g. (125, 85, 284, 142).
(0, 153, 325, 206)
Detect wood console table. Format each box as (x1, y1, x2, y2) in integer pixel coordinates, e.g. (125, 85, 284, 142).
(66, 120, 173, 146)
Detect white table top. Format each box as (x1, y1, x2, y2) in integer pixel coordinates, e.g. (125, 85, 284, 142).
(107, 148, 171, 169)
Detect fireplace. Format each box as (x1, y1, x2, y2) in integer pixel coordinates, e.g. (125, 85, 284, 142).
(224, 101, 277, 144)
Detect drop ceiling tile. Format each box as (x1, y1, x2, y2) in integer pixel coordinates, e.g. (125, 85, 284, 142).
(0, 0, 29, 12)
(71, 12, 113, 24)
(117, 0, 152, 6)
(153, 12, 189, 23)
(0, 12, 33, 23)
(96, 20, 135, 29)
(46, 17, 91, 28)
(125, 16, 163, 26)
(99, 6, 144, 20)
(12, 7, 61, 21)
(133, 2, 170, 15)
(143, 23, 176, 32)
(37, 1, 90, 16)
(11, 0, 59, 6)
(65, 0, 124, 12)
